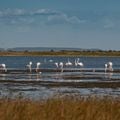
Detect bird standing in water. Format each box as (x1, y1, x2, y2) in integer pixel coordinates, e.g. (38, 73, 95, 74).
(59, 62, 64, 72)
(36, 62, 41, 72)
(0, 64, 7, 72)
(26, 61, 32, 73)
(105, 62, 113, 72)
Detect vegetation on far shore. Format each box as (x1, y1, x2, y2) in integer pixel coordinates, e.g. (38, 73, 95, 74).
(0, 50, 120, 56)
(0, 96, 119, 120)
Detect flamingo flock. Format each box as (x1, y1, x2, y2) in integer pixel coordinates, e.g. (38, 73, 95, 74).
(25, 58, 83, 73)
(25, 58, 113, 74)
(0, 58, 114, 74)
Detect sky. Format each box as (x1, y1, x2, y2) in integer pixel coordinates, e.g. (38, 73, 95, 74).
(0, 0, 120, 50)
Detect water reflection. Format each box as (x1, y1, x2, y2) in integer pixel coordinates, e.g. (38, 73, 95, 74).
(104, 72, 113, 79)
(36, 73, 41, 81)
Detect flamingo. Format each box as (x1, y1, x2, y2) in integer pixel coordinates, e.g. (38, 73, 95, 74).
(77, 62, 84, 67)
(59, 62, 64, 72)
(36, 62, 41, 72)
(108, 62, 113, 72)
(0, 64, 7, 72)
(105, 62, 113, 72)
(75, 58, 84, 67)
(105, 63, 108, 73)
(55, 62, 59, 68)
(75, 59, 78, 66)
(26, 61, 32, 73)
(65, 58, 72, 66)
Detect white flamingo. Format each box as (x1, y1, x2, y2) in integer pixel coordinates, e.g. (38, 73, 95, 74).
(59, 62, 64, 72)
(75, 58, 84, 67)
(65, 58, 72, 66)
(26, 61, 32, 73)
(105, 63, 108, 73)
(0, 64, 7, 72)
(108, 62, 113, 72)
(105, 62, 113, 72)
(75, 59, 78, 66)
(36, 62, 41, 72)
(55, 62, 59, 68)
(77, 62, 84, 67)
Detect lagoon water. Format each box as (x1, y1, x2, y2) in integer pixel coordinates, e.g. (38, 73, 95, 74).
(0, 56, 120, 69)
(0, 56, 120, 100)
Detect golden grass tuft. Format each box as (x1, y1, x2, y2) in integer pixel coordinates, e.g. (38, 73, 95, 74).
(0, 96, 119, 120)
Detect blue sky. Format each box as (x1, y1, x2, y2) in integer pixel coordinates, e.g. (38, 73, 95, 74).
(0, 0, 120, 50)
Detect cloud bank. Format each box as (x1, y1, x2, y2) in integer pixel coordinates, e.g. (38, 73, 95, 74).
(0, 8, 84, 26)
(0, 8, 119, 30)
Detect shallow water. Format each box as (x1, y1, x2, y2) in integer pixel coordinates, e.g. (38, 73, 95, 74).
(0, 56, 120, 100)
(0, 56, 120, 69)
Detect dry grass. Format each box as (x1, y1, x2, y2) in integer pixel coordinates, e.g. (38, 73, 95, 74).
(0, 96, 119, 120)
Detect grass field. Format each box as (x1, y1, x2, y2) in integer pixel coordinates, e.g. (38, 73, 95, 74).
(0, 96, 119, 120)
(0, 50, 120, 56)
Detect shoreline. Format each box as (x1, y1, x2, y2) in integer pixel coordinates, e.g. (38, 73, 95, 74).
(0, 51, 120, 56)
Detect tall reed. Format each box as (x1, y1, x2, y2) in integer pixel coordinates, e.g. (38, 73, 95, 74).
(0, 96, 119, 120)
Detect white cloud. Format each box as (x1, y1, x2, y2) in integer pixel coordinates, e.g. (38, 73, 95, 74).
(31, 9, 58, 16)
(48, 14, 68, 24)
(10, 18, 34, 25)
(0, 8, 26, 17)
(68, 16, 86, 24)
(47, 13, 84, 25)
(0, 8, 85, 26)
(0, 8, 120, 31)
(0, 8, 59, 18)
(104, 22, 114, 29)
(103, 18, 115, 29)
(12, 9, 25, 16)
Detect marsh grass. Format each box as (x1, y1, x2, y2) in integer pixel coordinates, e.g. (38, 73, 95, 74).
(0, 51, 120, 56)
(0, 96, 119, 120)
